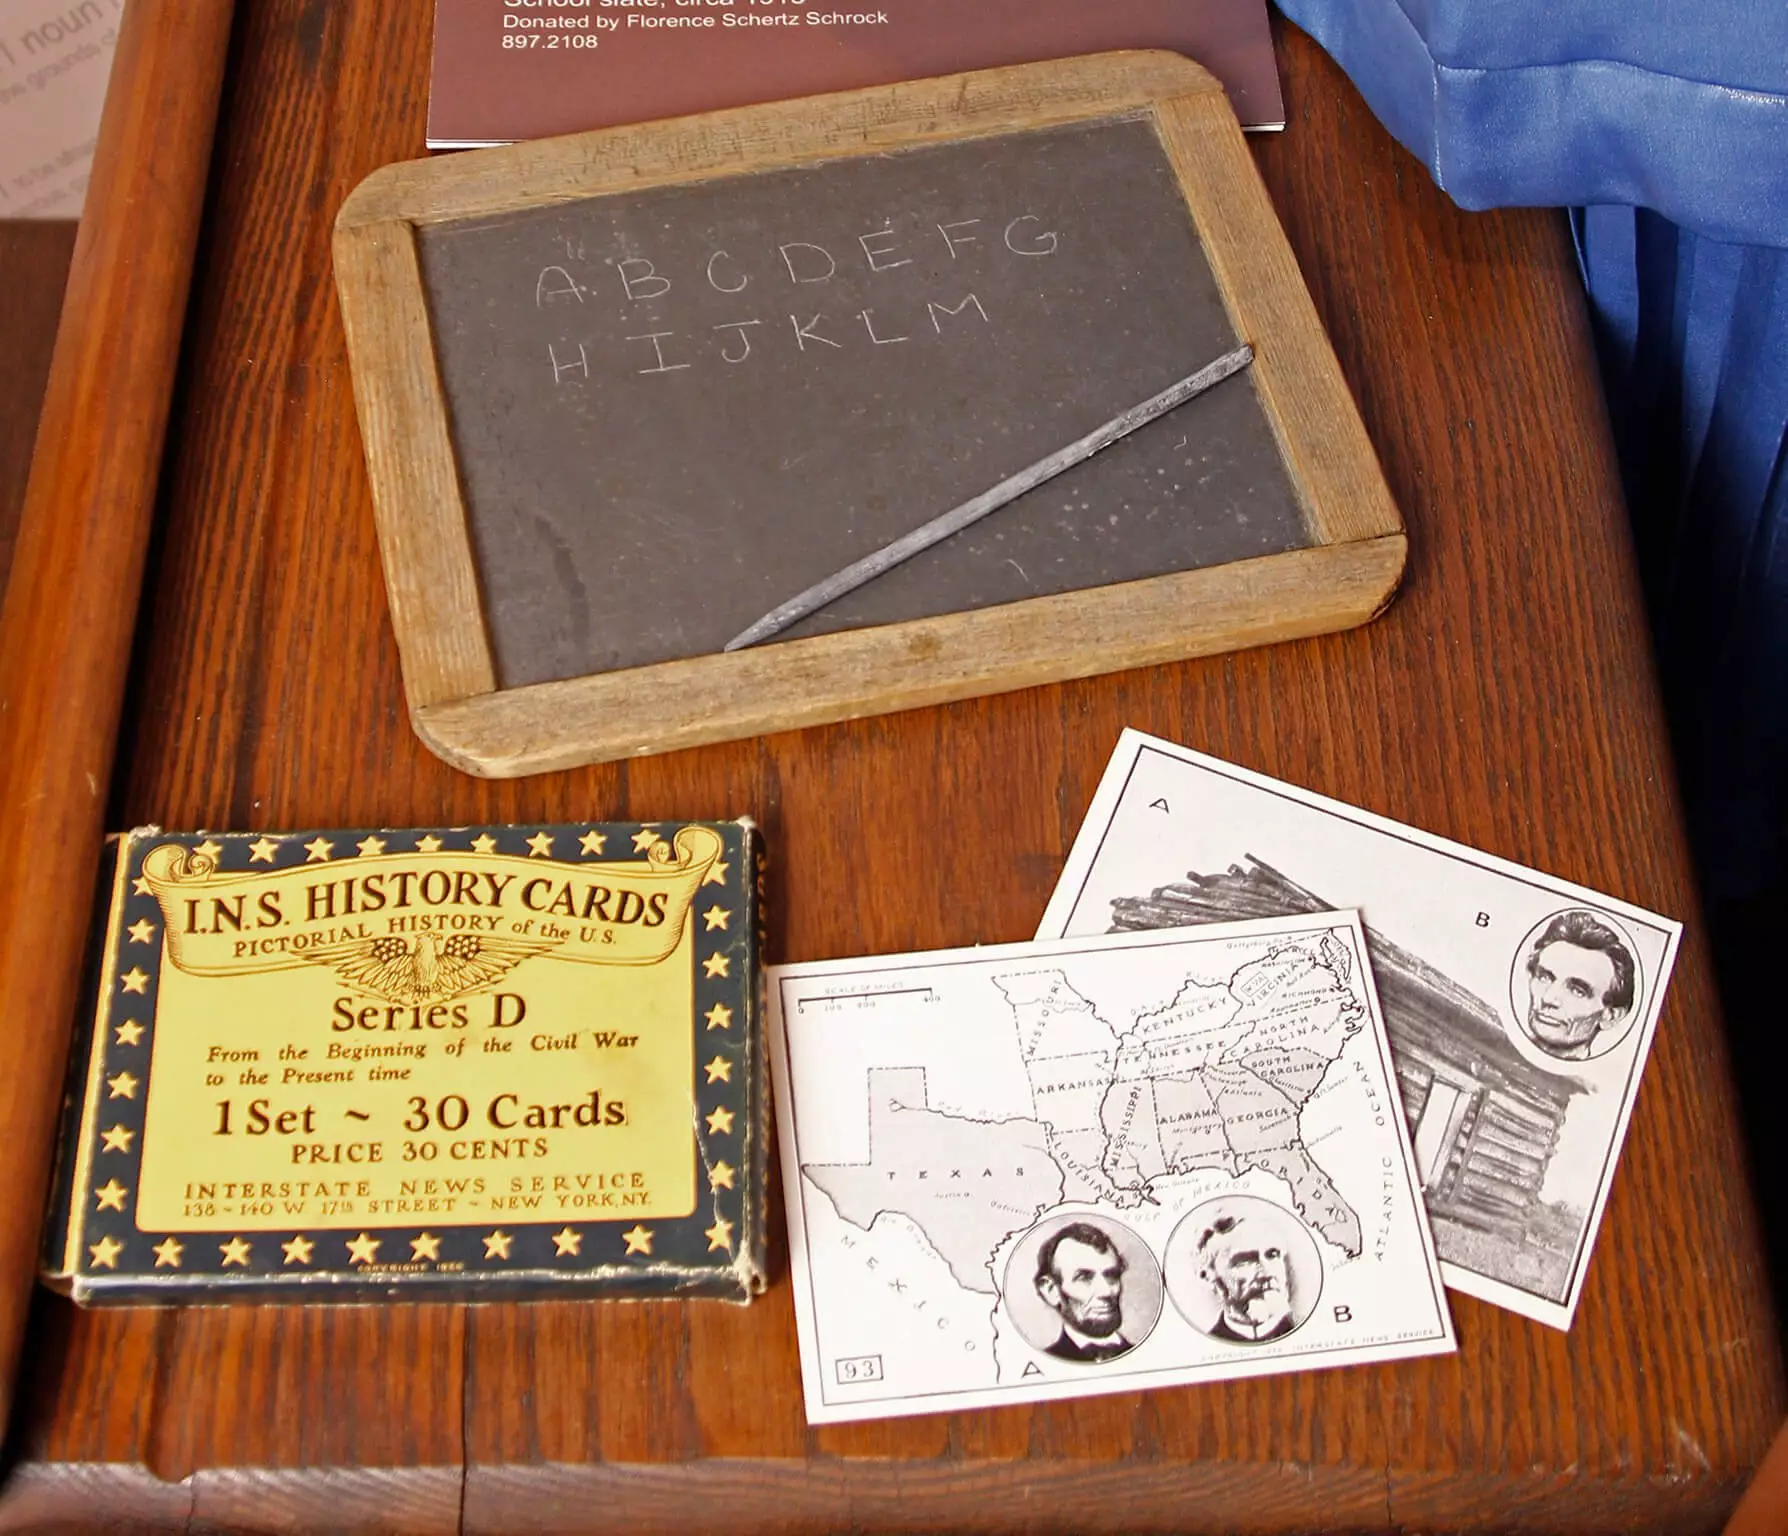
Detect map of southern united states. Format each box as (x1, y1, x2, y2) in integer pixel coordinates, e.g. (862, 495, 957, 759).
(1004, 943, 1365, 1256)
(802, 1067, 1065, 1294)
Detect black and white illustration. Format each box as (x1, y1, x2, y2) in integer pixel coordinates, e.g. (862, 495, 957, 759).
(1036, 729, 1682, 1330)
(1165, 1195, 1322, 1345)
(768, 913, 1454, 1423)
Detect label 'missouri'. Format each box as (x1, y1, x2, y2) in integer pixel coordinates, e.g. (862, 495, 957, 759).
(43, 820, 765, 1303)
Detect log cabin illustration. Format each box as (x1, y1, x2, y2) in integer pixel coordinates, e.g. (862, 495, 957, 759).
(1108, 858, 1584, 1267)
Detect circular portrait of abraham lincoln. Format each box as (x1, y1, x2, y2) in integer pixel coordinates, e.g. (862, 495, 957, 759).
(1002, 1214, 1164, 1364)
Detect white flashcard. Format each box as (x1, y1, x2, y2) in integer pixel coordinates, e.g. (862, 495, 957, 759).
(1038, 730, 1682, 1329)
(769, 912, 1454, 1422)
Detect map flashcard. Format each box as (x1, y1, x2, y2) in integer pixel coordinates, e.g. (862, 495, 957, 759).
(768, 913, 1455, 1423)
(1038, 730, 1683, 1329)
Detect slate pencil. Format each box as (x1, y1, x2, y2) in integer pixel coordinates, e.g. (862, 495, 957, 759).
(723, 342, 1255, 651)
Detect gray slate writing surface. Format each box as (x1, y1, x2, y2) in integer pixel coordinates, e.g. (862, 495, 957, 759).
(416, 116, 1309, 687)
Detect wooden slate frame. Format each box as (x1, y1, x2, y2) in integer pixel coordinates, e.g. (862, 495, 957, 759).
(334, 50, 1404, 778)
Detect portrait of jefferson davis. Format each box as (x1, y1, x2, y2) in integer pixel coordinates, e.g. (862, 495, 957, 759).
(1193, 1210, 1300, 1344)
(1520, 909, 1638, 1061)
(1033, 1220, 1136, 1363)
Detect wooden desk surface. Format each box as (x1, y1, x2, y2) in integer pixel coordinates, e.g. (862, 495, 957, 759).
(0, 222, 74, 593)
(1, 8, 1781, 1532)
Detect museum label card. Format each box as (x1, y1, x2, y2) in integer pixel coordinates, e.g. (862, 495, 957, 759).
(0, 0, 123, 218)
(768, 912, 1454, 1423)
(1037, 730, 1683, 1329)
(426, 0, 1284, 149)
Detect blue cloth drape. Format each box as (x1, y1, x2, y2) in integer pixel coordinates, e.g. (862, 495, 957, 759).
(1275, 0, 1788, 900)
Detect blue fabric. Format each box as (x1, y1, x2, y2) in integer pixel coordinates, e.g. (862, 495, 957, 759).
(1577, 210, 1788, 896)
(1275, 1, 1788, 246)
(1277, 0, 1788, 900)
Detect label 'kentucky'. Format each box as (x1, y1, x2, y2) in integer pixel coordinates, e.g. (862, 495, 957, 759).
(41, 820, 767, 1303)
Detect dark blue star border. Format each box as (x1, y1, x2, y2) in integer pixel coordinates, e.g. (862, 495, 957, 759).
(44, 821, 765, 1304)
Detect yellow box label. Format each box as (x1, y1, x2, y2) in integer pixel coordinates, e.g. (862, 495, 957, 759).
(124, 830, 722, 1233)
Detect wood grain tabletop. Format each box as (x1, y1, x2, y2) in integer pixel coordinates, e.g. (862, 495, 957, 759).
(0, 222, 73, 591)
(0, 3, 1780, 1531)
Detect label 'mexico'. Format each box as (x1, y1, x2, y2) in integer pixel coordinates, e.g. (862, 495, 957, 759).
(43, 820, 766, 1303)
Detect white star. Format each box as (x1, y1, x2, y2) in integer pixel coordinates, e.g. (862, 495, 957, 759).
(304, 837, 334, 862)
(356, 835, 388, 857)
(526, 831, 555, 858)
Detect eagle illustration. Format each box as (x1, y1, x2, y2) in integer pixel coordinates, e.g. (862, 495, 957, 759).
(300, 931, 562, 1005)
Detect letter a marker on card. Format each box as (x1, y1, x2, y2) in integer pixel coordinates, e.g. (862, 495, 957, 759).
(724, 343, 1256, 651)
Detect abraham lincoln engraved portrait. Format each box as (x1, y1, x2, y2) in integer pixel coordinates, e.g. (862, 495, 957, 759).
(1511, 909, 1641, 1063)
(1003, 1215, 1163, 1365)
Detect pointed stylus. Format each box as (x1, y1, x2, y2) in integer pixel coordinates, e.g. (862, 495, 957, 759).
(723, 342, 1256, 652)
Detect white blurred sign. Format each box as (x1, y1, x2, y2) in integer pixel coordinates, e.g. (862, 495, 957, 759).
(0, 0, 124, 219)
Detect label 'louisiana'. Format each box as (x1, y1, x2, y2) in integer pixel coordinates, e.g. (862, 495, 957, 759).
(42, 820, 766, 1303)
